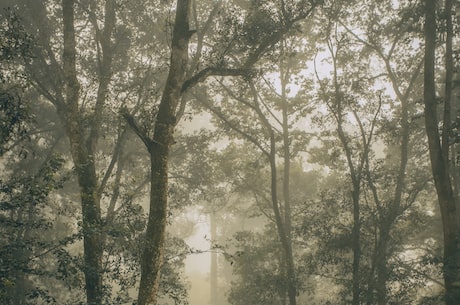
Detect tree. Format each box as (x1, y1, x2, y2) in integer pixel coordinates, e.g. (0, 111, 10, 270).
(0, 155, 73, 305)
(423, 0, 460, 304)
(220, 152, 320, 305)
(198, 34, 315, 304)
(228, 229, 290, 305)
(122, 1, 320, 304)
(121, 1, 194, 304)
(61, 1, 116, 303)
(310, 1, 438, 303)
(4, 1, 454, 304)
(0, 10, 82, 303)
(10, 0, 130, 303)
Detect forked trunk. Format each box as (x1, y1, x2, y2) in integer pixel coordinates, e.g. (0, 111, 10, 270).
(423, 1, 460, 304)
(136, 1, 192, 304)
(62, 1, 103, 304)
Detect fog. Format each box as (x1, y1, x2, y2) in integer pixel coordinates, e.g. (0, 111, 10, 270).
(1, 1, 459, 305)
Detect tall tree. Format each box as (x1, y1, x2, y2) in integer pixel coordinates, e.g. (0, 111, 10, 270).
(314, 32, 376, 305)
(199, 42, 312, 305)
(61, 1, 117, 303)
(9, 0, 120, 303)
(123, 1, 319, 304)
(131, 1, 193, 303)
(423, 0, 460, 304)
(310, 2, 435, 304)
(337, 1, 427, 302)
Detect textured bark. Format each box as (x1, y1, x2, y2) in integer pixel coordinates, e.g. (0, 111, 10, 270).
(280, 50, 296, 305)
(442, 1, 460, 231)
(62, 2, 102, 304)
(423, 1, 460, 304)
(61, 1, 116, 304)
(136, 1, 192, 304)
(453, 73, 460, 227)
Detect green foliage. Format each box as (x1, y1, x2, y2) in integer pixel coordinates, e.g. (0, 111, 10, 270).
(159, 237, 190, 305)
(0, 8, 33, 62)
(227, 229, 289, 305)
(0, 8, 33, 156)
(0, 155, 80, 304)
(0, 0, 449, 304)
(0, 87, 30, 156)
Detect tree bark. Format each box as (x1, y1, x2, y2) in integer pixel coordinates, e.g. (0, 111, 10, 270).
(280, 43, 297, 305)
(62, 1, 103, 304)
(136, 1, 192, 304)
(423, 1, 460, 304)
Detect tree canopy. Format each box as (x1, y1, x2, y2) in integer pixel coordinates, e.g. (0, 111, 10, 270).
(0, 1, 459, 305)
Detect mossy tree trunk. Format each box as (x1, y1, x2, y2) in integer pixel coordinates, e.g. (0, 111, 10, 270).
(136, 0, 192, 304)
(61, 1, 116, 303)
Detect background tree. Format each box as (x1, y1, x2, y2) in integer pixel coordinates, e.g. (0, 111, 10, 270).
(307, 1, 439, 304)
(197, 31, 316, 304)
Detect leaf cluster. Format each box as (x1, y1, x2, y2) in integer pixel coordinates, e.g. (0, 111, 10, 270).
(0, 156, 80, 304)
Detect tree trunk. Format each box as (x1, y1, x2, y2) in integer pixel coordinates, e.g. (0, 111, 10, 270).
(249, 80, 297, 305)
(453, 68, 460, 227)
(267, 146, 297, 305)
(375, 70, 411, 305)
(136, 1, 192, 304)
(280, 45, 297, 305)
(374, 224, 390, 305)
(329, 43, 362, 305)
(210, 211, 218, 305)
(62, 1, 103, 304)
(350, 187, 361, 305)
(424, 1, 460, 304)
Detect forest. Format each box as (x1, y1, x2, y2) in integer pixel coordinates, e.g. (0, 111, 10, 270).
(0, 0, 459, 304)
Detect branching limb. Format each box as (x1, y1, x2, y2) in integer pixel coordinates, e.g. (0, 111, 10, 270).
(98, 126, 127, 198)
(182, 67, 250, 93)
(120, 108, 156, 151)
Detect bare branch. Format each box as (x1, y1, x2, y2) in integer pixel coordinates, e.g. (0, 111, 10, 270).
(198, 97, 270, 156)
(97, 126, 127, 198)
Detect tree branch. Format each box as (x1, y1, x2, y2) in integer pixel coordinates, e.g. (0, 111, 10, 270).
(181, 3, 318, 93)
(97, 126, 127, 198)
(181, 67, 250, 93)
(120, 108, 156, 151)
(198, 97, 269, 156)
